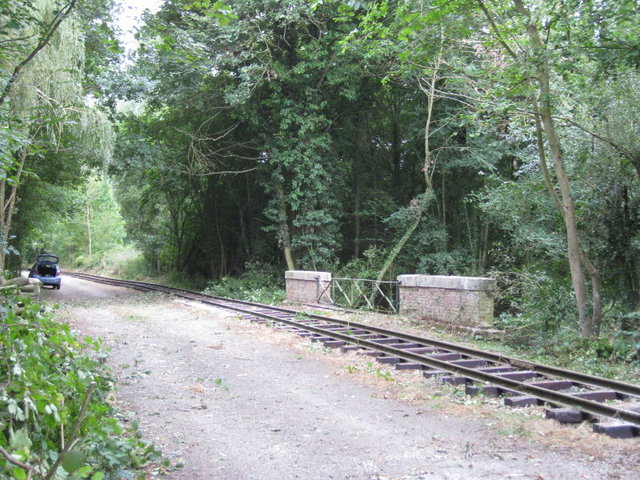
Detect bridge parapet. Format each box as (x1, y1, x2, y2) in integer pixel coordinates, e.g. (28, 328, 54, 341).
(284, 270, 332, 304)
(284, 271, 496, 327)
(397, 274, 496, 326)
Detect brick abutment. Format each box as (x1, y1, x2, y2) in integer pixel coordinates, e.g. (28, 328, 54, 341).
(285, 271, 496, 327)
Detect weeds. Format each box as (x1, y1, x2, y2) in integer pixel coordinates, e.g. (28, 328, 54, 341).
(344, 362, 396, 382)
(204, 263, 285, 305)
(214, 378, 230, 391)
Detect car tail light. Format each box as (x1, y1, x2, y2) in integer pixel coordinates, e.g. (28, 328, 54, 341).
(56, 270, 61, 277)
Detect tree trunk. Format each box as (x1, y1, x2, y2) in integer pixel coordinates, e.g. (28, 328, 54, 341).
(479, 220, 489, 273)
(275, 179, 296, 270)
(373, 202, 424, 284)
(4, 147, 27, 241)
(354, 189, 361, 258)
(86, 204, 93, 261)
(633, 156, 640, 180)
(514, 0, 601, 337)
(215, 207, 227, 277)
(441, 169, 446, 226)
(391, 107, 403, 201)
(0, 177, 5, 270)
(370, 52, 442, 299)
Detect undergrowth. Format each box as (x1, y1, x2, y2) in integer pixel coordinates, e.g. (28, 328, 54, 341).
(70, 257, 638, 382)
(482, 268, 640, 381)
(203, 262, 285, 305)
(463, 319, 640, 383)
(0, 292, 161, 479)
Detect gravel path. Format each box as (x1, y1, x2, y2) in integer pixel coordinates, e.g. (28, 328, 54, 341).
(42, 276, 639, 479)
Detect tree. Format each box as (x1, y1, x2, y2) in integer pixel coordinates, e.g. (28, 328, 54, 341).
(339, 0, 640, 336)
(0, 0, 78, 107)
(0, 0, 116, 270)
(111, 0, 638, 339)
(122, 0, 403, 274)
(471, 0, 602, 336)
(340, 1, 495, 285)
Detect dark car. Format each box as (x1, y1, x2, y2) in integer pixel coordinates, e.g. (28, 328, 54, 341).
(28, 253, 61, 289)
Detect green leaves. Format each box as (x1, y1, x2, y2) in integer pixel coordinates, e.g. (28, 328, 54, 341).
(9, 428, 32, 450)
(12, 467, 28, 480)
(61, 449, 88, 473)
(0, 292, 160, 478)
(188, 0, 238, 25)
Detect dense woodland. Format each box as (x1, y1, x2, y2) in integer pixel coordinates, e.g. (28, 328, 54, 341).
(2, 0, 640, 342)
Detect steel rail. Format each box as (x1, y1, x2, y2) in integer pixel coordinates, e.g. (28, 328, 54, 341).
(67, 272, 640, 398)
(66, 272, 640, 427)
(250, 311, 640, 427)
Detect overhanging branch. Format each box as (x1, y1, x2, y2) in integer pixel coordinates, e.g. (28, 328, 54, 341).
(0, 0, 78, 107)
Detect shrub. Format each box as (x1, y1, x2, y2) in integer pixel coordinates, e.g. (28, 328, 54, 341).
(491, 268, 577, 334)
(0, 293, 160, 479)
(204, 262, 285, 304)
(336, 247, 387, 280)
(609, 311, 640, 362)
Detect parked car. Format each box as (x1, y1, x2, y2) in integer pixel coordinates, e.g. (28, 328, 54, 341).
(28, 253, 61, 289)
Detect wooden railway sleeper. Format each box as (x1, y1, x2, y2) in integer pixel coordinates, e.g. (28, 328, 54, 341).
(63, 272, 640, 438)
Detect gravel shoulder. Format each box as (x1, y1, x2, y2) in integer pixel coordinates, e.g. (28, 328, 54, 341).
(40, 277, 639, 480)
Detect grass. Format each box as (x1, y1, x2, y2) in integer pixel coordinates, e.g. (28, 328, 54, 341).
(327, 309, 639, 384)
(453, 332, 639, 384)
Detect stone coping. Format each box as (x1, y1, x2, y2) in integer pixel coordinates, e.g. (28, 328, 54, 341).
(284, 270, 332, 282)
(397, 274, 496, 292)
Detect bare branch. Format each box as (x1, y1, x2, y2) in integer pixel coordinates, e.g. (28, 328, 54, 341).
(44, 381, 96, 480)
(0, 445, 34, 480)
(187, 167, 258, 176)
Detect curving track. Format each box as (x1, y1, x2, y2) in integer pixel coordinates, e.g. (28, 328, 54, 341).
(66, 271, 640, 439)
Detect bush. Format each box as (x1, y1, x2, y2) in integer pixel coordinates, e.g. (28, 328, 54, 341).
(491, 268, 577, 334)
(336, 247, 387, 279)
(71, 246, 144, 276)
(204, 262, 285, 304)
(0, 293, 160, 479)
(608, 311, 640, 362)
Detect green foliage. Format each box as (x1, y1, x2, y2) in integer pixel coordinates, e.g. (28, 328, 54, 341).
(203, 262, 285, 304)
(213, 377, 230, 391)
(20, 174, 126, 268)
(53, 0, 640, 343)
(344, 361, 396, 382)
(75, 0, 123, 98)
(608, 311, 640, 363)
(489, 270, 639, 373)
(337, 247, 387, 279)
(1, 0, 119, 276)
(502, 327, 638, 380)
(0, 292, 160, 478)
(476, 173, 567, 262)
(492, 267, 577, 329)
(84, 245, 151, 280)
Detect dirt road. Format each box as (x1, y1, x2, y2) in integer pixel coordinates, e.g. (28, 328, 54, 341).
(41, 276, 638, 479)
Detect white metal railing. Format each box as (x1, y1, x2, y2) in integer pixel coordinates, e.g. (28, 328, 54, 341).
(318, 277, 399, 313)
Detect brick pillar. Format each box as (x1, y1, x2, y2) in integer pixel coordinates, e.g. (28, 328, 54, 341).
(285, 270, 332, 304)
(397, 275, 496, 327)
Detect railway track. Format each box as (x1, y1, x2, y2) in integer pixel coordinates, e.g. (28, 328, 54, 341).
(66, 272, 640, 439)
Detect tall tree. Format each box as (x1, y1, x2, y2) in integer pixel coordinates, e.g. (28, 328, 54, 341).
(127, 0, 397, 272)
(473, 0, 602, 336)
(1, 0, 117, 269)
